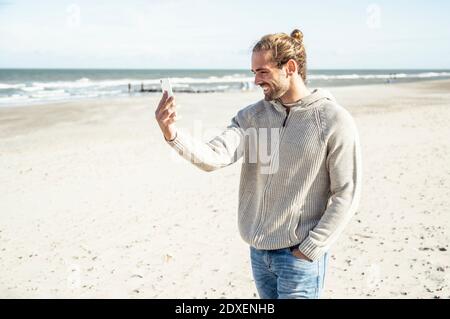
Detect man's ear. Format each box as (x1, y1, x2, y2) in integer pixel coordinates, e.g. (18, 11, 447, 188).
(286, 59, 298, 76)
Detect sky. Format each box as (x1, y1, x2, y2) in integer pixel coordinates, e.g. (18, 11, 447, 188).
(0, 0, 449, 69)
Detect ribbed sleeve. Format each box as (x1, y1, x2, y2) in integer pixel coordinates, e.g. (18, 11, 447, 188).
(297, 106, 362, 260)
(166, 115, 245, 172)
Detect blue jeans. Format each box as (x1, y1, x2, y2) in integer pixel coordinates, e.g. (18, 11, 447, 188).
(250, 246, 328, 299)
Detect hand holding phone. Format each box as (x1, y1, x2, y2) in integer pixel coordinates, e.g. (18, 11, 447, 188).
(155, 78, 180, 141)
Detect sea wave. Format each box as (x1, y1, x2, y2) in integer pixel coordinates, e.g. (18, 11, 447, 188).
(0, 83, 26, 89)
(0, 76, 255, 92)
(1, 72, 450, 92)
(1, 71, 449, 106)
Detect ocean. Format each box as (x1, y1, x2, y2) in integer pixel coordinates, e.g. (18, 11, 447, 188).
(1, 69, 449, 107)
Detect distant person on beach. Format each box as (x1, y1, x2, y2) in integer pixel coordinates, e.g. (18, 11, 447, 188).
(154, 29, 361, 299)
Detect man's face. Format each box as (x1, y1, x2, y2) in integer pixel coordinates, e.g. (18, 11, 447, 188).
(251, 50, 289, 101)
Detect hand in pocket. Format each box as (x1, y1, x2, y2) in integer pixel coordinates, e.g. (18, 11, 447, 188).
(291, 248, 312, 262)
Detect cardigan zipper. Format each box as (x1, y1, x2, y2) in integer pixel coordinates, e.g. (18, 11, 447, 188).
(282, 110, 289, 127)
(252, 109, 292, 244)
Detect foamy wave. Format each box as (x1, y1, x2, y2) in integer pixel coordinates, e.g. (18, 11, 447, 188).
(0, 76, 255, 95)
(29, 78, 134, 89)
(22, 86, 42, 92)
(1, 71, 450, 107)
(31, 89, 69, 99)
(417, 72, 450, 78)
(0, 94, 30, 102)
(0, 90, 127, 106)
(2, 72, 450, 93)
(0, 83, 26, 90)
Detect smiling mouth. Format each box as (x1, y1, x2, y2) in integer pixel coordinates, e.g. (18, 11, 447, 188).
(261, 85, 270, 93)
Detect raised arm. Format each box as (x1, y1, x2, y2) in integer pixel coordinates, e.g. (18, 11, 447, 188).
(155, 92, 245, 172)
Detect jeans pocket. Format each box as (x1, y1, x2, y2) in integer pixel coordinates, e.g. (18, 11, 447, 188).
(288, 248, 316, 265)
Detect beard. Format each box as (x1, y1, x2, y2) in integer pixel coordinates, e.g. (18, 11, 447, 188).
(262, 81, 289, 101)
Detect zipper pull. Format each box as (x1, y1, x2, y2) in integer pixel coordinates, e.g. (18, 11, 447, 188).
(282, 111, 289, 127)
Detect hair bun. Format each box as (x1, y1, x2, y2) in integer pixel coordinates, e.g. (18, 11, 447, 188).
(290, 29, 303, 43)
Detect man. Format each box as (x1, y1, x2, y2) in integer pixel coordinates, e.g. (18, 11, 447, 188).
(154, 29, 361, 299)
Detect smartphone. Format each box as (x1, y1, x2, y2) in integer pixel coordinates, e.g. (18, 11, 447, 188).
(160, 78, 174, 97)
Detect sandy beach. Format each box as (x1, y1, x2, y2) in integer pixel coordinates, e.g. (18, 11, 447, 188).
(1, 79, 449, 299)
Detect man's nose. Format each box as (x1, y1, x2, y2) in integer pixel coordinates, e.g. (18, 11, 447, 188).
(254, 75, 261, 85)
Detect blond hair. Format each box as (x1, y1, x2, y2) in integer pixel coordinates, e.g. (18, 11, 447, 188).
(253, 29, 307, 82)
